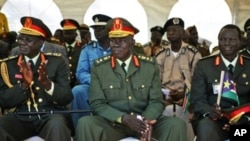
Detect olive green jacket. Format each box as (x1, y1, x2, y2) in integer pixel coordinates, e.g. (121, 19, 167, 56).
(90, 54, 165, 122)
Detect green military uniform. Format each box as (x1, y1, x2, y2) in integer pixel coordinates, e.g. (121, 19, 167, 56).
(76, 54, 187, 141)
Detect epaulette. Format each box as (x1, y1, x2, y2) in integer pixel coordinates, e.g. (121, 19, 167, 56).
(44, 52, 62, 57)
(85, 41, 97, 48)
(161, 40, 170, 46)
(155, 48, 166, 57)
(187, 45, 198, 53)
(0, 55, 18, 62)
(135, 42, 142, 48)
(94, 55, 111, 65)
(200, 54, 216, 60)
(137, 55, 154, 63)
(239, 48, 247, 53)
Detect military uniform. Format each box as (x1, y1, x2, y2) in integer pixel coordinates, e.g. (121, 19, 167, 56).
(61, 19, 82, 87)
(0, 53, 74, 140)
(190, 54, 250, 140)
(156, 41, 201, 95)
(76, 17, 187, 141)
(239, 47, 250, 58)
(143, 40, 169, 56)
(76, 54, 187, 141)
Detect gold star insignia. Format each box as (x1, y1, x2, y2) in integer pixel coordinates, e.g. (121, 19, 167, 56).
(224, 80, 230, 89)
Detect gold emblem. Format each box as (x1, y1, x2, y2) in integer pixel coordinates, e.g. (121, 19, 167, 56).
(113, 18, 123, 30)
(24, 17, 32, 28)
(173, 18, 180, 25)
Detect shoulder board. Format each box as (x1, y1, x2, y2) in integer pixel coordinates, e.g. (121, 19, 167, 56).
(155, 48, 166, 57)
(187, 45, 198, 53)
(137, 55, 154, 63)
(239, 48, 247, 53)
(44, 52, 62, 57)
(200, 54, 217, 60)
(0, 55, 18, 62)
(161, 40, 169, 46)
(94, 55, 111, 65)
(85, 41, 97, 48)
(135, 42, 142, 48)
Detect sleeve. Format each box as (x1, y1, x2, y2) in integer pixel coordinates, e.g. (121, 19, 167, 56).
(76, 47, 91, 85)
(190, 60, 212, 117)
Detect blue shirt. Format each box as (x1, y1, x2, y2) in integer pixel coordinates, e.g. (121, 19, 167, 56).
(76, 41, 111, 85)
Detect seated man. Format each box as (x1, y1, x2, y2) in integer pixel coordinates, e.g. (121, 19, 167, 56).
(75, 17, 187, 141)
(190, 24, 250, 141)
(0, 16, 74, 141)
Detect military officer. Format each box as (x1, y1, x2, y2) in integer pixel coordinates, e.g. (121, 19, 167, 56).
(156, 17, 201, 141)
(190, 24, 250, 141)
(186, 25, 210, 57)
(239, 18, 250, 57)
(0, 16, 73, 141)
(61, 18, 82, 87)
(75, 17, 187, 141)
(143, 25, 169, 56)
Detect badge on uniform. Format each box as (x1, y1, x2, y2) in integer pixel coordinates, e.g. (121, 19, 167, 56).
(212, 83, 220, 94)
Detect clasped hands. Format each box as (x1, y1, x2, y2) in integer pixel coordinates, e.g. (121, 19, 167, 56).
(122, 114, 156, 138)
(18, 60, 50, 89)
(165, 89, 185, 105)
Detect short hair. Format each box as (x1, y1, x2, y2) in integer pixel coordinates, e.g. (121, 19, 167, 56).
(218, 24, 241, 40)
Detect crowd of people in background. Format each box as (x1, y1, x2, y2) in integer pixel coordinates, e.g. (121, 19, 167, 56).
(0, 10, 250, 141)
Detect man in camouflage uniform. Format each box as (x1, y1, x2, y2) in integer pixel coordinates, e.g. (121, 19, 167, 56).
(143, 26, 169, 56)
(186, 25, 210, 57)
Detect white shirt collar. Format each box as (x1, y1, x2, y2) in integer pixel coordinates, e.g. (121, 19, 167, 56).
(24, 53, 40, 64)
(117, 55, 132, 72)
(220, 54, 238, 68)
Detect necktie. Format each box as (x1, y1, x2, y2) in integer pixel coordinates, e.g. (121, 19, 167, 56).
(121, 62, 126, 74)
(228, 64, 234, 75)
(68, 46, 73, 54)
(29, 60, 35, 71)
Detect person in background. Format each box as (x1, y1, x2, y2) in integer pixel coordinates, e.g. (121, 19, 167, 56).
(0, 12, 9, 39)
(70, 14, 112, 129)
(186, 25, 210, 57)
(75, 17, 187, 141)
(239, 18, 250, 57)
(60, 19, 82, 87)
(0, 16, 74, 141)
(190, 24, 250, 141)
(0, 40, 9, 59)
(156, 17, 201, 141)
(79, 23, 91, 47)
(143, 26, 169, 57)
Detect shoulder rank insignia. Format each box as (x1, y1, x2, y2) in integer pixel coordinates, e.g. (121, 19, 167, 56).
(137, 55, 154, 63)
(155, 48, 166, 57)
(1, 55, 18, 62)
(44, 52, 62, 57)
(95, 55, 111, 65)
(187, 45, 198, 53)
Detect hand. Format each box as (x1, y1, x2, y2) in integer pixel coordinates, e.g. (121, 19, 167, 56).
(140, 120, 156, 141)
(37, 60, 51, 90)
(208, 104, 223, 120)
(18, 60, 33, 85)
(122, 115, 148, 134)
(222, 123, 230, 131)
(37, 60, 48, 82)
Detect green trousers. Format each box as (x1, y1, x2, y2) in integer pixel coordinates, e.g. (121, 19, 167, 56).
(75, 115, 187, 141)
